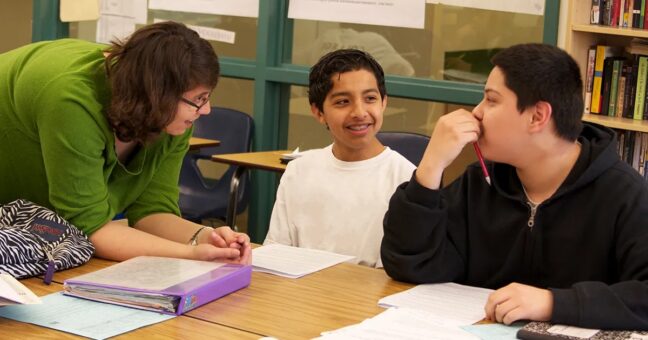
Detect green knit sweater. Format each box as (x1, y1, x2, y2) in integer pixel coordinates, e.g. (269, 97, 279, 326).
(0, 39, 190, 235)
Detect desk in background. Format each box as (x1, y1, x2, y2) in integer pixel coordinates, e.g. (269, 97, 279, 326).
(211, 150, 290, 228)
(17, 256, 412, 340)
(188, 137, 220, 151)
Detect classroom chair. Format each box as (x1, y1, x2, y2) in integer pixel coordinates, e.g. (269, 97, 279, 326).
(178, 107, 254, 228)
(377, 131, 430, 166)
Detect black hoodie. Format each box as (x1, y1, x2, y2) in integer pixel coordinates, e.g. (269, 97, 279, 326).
(381, 123, 648, 330)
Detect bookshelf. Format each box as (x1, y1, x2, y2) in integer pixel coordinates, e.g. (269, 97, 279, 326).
(566, 0, 648, 134)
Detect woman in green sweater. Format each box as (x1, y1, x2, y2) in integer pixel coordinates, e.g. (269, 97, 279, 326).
(0, 21, 250, 264)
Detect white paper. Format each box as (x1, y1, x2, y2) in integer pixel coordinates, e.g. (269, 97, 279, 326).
(154, 19, 236, 44)
(288, 0, 425, 29)
(252, 244, 354, 278)
(96, 14, 136, 44)
(0, 273, 41, 305)
(67, 256, 225, 291)
(187, 24, 235, 44)
(0, 292, 174, 339)
(378, 282, 493, 326)
(318, 307, 479, 340)
(425, 0, 544, 16)
(100, 0, 132, 16)
(60, 0, 100, 22)
(149, 0, 259, 18)
(547, 324, 600, 339)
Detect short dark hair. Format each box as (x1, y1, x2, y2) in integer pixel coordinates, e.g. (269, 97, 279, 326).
(308, 49, 386, 113)
(491, 43, 583, 141)
(105, 21, 220, 143)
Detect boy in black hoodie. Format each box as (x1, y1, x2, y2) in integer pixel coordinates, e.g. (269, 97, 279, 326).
(381, 43, 648, 330)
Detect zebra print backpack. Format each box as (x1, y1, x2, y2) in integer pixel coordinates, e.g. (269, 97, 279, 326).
(0, 199, 95, 281)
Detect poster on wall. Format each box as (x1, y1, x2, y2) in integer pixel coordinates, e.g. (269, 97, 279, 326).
(425, 0, 545, 16)
(95, 0, 146, 44)
(288, 0, 426, 29)
(149, 0, 259, 18)
(153, 18, 236, 44)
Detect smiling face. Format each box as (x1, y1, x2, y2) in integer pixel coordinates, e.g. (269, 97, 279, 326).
(472, 66, 533, 165)
(164, 85, 212, 136)
(311, 69, 386, 161)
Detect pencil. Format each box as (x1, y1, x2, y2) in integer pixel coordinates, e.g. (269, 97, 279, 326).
(472, 142, 491, 186)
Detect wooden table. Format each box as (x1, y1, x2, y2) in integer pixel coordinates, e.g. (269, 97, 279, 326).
(211, 150, 290, 173)
(210, 150, 291, 228)
(8, 257, 412, 339)
(189, 137, 220, 151)
(4, 278, 259, 339)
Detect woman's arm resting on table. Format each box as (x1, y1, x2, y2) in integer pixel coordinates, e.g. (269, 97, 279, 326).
(89, 213, 250, 264)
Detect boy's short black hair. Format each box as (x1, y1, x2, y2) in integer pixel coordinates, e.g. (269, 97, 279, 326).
(308, 49, 386, 113)
(491, 43, 583, 141)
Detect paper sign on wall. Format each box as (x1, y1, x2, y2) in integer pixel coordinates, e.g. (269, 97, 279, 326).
(425, 0, 545, 16)
(149, 0, 259, 18)
(288, 0, 426, 29)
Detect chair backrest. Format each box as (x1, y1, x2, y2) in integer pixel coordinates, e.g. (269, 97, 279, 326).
(178, 107, 254, 222)
(376, 131, 429, 166)
(191, 107, 254, 158)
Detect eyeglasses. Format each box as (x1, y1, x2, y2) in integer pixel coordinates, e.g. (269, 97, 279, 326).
(180, 96, 210, 112)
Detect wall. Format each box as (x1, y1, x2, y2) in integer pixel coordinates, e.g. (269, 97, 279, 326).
(0, 0, 32, 53)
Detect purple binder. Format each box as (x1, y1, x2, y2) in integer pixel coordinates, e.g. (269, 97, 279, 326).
(63, 257, 251, 315)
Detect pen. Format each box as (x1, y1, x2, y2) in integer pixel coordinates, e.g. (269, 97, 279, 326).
(472, 142, 491, 186)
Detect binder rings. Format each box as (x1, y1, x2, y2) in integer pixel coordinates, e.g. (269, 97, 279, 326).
(63, 256, 251, 315)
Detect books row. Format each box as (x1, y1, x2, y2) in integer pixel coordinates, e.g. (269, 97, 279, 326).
(591, 0, 648, 28)
(617, 130, 648, 179)
(585, 42, 648, 120)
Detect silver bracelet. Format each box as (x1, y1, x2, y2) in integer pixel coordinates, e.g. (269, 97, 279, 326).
(189, 226, 209, 246)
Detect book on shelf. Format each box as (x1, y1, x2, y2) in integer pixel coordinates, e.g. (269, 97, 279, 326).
(632, 0, 643, 28)
(633, 56, 648, 120)
(591, 45, 618, 114)
(616, 130, 648, 178)
(605, 57, 626, 116)
(63, 256, 252, 315)
(616, 67, 627, 117)
(585, 47, 597, 115)
(626, 38, 648, 56)
(588, 0, 648, 27)
(622, 63, 636, 118)
(591, 0, 601, 24)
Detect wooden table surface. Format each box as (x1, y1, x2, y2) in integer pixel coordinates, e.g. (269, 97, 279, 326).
(9, 256, 413, 339)
(189, 137, 221, 150)
(211, 150, 291, 172)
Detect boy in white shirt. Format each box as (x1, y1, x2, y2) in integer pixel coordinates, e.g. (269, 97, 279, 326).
(263, 49, 415, 267)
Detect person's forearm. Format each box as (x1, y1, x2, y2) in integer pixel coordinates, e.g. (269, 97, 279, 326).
(89, 221, 193, 261)
(133, 213, 203, 244)
(415, 162, 444, 190)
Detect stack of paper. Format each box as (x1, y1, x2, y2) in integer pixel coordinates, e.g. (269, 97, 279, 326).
(319, 282, 504, 339)
(317, 307, 480, 340)
(378, 282, 493, 326)
(252, 244, 354, 278)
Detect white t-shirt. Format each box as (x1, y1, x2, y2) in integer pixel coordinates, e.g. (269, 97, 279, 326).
(264, 145, 416, 268)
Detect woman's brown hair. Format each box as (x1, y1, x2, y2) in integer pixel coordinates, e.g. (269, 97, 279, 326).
(105, 21, 220, 143)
